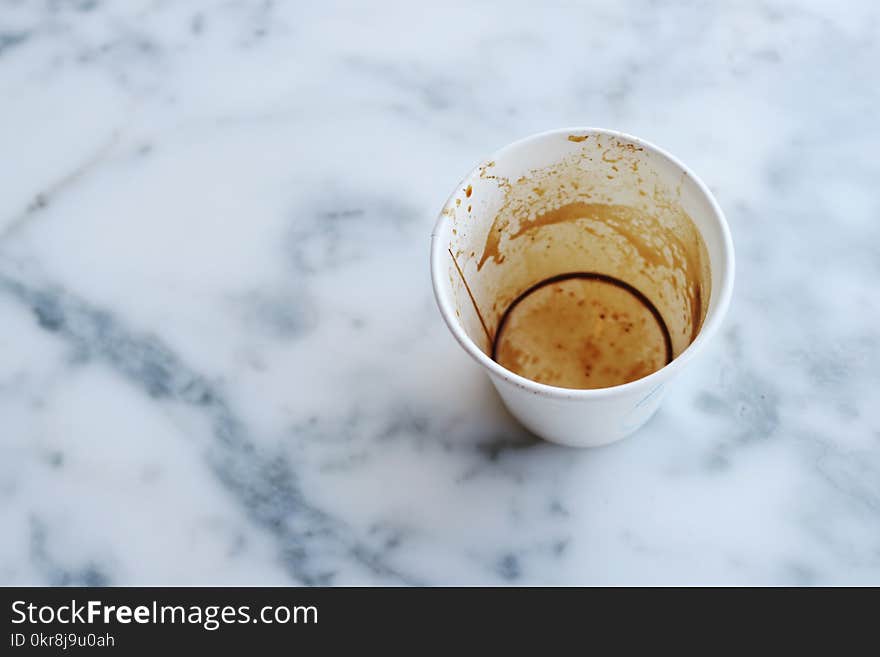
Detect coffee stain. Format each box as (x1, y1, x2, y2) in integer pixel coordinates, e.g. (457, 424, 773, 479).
(492, 273, 672, 389)
(602, 149, 623, 163)
(496, 202, 667, 268)
(690, 282, 702, 343)
(448, 248, 491, 344)
(450, 133, 709, 370)
(614, 140, 645, 153)
(477, 216, 509, 270)
(478, 197, 704, 345)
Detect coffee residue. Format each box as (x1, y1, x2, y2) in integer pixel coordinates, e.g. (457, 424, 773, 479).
(446, 133, 710, 378)
(477, 198, 705, 349)
(509, 202, 669, 268)
(493, 273, 671, 389)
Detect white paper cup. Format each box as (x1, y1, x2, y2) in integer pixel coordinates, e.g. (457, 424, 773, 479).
(431, 128, 734, 447)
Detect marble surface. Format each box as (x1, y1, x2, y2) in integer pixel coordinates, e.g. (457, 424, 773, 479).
(1, 0, 878, 586)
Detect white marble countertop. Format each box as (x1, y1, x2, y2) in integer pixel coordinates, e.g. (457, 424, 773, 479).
(1, 0, 878, 586)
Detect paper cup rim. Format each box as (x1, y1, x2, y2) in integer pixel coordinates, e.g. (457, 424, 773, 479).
(431, 126, 735, 400)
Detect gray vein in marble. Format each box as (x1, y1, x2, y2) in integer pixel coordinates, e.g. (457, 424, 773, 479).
(0, 274, 420, 585)
(0, 32, 29, 56)
(1, 0, 879, 586)
(286, 191, 419, 275)
(1, 129, 122, 241)
(28, 516, 108, 587)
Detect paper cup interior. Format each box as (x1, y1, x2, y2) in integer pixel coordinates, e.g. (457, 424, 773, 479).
(438, 130, 721, 383)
